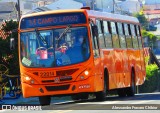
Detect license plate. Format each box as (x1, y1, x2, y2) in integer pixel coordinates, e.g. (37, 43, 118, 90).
(39, 72, 54, 78)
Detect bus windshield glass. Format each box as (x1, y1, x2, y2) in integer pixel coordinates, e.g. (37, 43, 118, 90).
(20, 27, 90, 68)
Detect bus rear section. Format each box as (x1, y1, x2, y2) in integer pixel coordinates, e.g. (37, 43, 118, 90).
(87, 10, 146, 98)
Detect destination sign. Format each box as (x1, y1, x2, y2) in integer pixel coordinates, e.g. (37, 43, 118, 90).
(20, 13, 86, 29)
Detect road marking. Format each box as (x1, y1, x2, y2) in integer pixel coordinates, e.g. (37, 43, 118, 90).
(130, 100, 156, 104)
(48, 110, 73, 113)
(48, 110, 63, 113)
(77, 101, 121, 104)
(76, 98, 158, 105)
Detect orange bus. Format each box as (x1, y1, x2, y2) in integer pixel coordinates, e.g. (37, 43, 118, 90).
(17, 8, 146, 105)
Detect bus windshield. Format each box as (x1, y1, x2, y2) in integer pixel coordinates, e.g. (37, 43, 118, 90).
(20, 27, 90, 68)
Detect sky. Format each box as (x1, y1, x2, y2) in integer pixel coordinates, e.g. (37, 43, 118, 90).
(1, 0, 160, 6)
(0, 0, 17, 2)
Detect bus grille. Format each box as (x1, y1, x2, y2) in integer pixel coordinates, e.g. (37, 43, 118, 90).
(42, 80, 54, 83)
(56, 69, 78, 76)
(45, 84, 70, 91)
(41, 76, 72, 83)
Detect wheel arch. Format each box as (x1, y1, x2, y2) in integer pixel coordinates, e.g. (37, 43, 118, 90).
(104, 68, 109, 90)
(131, 66, 136, 85)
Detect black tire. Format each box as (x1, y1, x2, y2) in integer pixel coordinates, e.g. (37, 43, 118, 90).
(95, 73, 107, 101)
(80, 93, 89, 100)
(71, 93, 89, 100)
(118, 88, 126, 97)
(126, 71, 135, 96)
(39, 96, 51, 106)
(71, 94, 80, 100)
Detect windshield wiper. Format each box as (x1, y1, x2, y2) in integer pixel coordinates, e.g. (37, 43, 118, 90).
(35, 29, 48, 45)
(57, 25, 71, 40)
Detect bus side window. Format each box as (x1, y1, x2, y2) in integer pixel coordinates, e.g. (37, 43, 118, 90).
(103, 21, 113, 48)
(111, 21, 120, 48)
(124, 23, 132, 48)
(90, 23, 100, 57)
(137, 25, 142, 49)
(117, 22, 126, 48)
(130, 24, 138, 49)
(96, 19, 105, 49)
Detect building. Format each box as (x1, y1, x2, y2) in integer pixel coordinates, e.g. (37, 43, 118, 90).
(143, 0, 160, 26)
(0, 2, 18, 25)
(25, 0, 83, 14)
(21, 0, 57, 14)
(143, 10, 160, 25)
(46, 0, 83, 10)
(115, 0, 141, 14)
(93, 0, 141, 14)
(145, 0, 160, 5)
(144, 4, 160, 10)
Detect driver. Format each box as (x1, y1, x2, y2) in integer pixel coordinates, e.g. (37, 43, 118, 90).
(57, 43, 68, 53)
(73, 35, 84, 46)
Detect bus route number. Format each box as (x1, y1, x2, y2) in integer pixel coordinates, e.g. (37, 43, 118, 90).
(39, 72, 54, 78)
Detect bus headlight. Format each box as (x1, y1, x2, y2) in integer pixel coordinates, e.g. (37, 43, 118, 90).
(21, 73, 38, 84)
(76, 69, 91, 81)
(84, 70, 89, 76)
(25, 76, 31, 81)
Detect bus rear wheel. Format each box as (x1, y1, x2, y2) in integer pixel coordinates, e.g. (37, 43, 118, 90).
(118, 88, 126, 97)
(126, 71, 135, 96)
(39, 96, 51, 106)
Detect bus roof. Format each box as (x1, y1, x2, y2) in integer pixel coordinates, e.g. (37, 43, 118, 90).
(21, 9, 85, 19)
(20, 9, 139, 25)
(86, 10, 139, 24)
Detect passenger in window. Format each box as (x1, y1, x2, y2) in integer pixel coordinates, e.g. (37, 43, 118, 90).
(74, 35, 84, 46)
(76, 35, 89, 59)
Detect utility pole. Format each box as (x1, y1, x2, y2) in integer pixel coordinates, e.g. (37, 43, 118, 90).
(113, 0, 115, 13)
(101, 0, 103, 11)
(92, 0, 95, 10)
(17, 0, 21, 21)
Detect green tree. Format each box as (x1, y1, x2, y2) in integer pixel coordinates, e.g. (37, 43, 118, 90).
(0, 20, 19, 75)
(142, 30, 157, 48)
(134, 13, 148, 30)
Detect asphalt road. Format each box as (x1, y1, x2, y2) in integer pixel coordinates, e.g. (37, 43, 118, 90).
(1, 92, 160, 112)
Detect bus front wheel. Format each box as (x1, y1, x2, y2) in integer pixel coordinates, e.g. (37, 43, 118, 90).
(71, 93, 89, 100)
(39, 96, 51, 106)
(95, 76, 107, 101)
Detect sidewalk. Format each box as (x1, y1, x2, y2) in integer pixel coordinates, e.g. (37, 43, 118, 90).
(0, 94, 71, 105)
(0, 94, 39, 105)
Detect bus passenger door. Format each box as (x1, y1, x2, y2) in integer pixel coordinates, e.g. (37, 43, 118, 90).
(90, 23, 102, 91)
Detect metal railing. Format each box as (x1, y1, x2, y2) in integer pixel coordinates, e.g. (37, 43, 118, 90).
(0, 64, 21, 100)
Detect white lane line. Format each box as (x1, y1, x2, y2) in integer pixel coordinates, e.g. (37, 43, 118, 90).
(77, 100, 157, 105)
(77, 101, 121, 104)
(131, 100, 156, 104)
(0, 110, 6, 113)
(48, 110, 73, 113)
(48, 110, 63, 113)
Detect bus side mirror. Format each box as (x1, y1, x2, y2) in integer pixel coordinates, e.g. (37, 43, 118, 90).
(92, 25, 98, 37)
(10, 38, 15, 50)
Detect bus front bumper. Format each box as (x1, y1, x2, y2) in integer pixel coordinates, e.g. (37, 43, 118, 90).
(22, 76, 96, 98)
